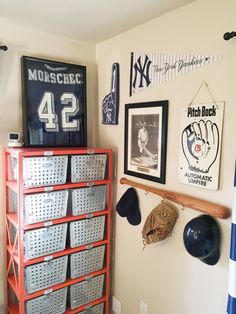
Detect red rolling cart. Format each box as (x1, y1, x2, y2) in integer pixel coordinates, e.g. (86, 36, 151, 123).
(5, 147, 112, 314)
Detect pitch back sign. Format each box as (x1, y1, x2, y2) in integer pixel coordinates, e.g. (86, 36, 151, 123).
(179, 102, 224, 190)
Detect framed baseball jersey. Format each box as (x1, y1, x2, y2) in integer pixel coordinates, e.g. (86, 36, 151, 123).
(21, 56, 87, 147)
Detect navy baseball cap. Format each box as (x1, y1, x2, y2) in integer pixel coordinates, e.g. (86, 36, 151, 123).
(183, 215, 221, 265)
(116, 188, 141, 226)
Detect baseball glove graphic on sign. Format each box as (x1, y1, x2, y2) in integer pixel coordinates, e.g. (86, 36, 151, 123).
(181, 120, 219, 173)
(179, 102, 224, 190)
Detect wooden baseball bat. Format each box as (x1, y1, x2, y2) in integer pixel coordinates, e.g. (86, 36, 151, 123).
(120, 177, 230, 219)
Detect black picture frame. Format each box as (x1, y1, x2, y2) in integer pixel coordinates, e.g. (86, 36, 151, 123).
(21, 56, 87, 147)
(124, 100, 168, 184)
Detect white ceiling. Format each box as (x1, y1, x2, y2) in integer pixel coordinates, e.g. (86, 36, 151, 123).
(0, 0, 196, 44)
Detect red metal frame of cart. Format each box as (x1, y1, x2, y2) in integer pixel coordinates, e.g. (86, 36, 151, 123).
(5, 147, 112, 314)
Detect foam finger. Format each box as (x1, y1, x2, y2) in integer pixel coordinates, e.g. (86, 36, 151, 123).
(110, 63, 119, 94)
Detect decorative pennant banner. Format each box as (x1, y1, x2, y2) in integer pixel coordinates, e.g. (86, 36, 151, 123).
(129, 52, 222, 96)
(179, 102, 224, 190)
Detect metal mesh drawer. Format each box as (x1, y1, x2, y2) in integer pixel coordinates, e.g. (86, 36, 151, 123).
(11, 155, 68, 187)
(69, 274, 105, 309)
(26, 287, 67, 314)
(10, 155, 18, 181)
(68, 185, 107, 216)
(24, 223, 67, 259)
(25, 255, 68, 294)
(69, 216, 106, 248)
(79, 302, 104, 314)
(70, 245, 105, 279)
(71, 154, 107, 183)
(9, 189, 68, 224)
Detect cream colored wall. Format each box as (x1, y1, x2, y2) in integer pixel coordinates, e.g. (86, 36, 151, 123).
(96, 0, 236, 313)
(0, 23, 97, 312)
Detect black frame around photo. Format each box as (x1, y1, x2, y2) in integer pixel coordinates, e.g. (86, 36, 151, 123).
(21, 56, 87, 147)
(124, 100, 168, 184)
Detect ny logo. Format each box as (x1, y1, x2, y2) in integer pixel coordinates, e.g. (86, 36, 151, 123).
(132, 54, 152, 89)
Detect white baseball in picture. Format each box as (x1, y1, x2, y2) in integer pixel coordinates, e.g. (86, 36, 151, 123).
(179, 102, 224, 190)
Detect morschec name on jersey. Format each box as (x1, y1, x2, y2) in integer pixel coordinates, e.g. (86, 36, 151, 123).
(27, 69, 83, 85)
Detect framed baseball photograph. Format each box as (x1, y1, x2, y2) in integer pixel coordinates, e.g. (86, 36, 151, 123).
(21, 56, 87, 147)
(124, 100, 168, 184)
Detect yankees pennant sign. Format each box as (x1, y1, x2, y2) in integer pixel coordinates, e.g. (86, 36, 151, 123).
(129, 52, 222, 96)
(179, 102, 224, 190)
